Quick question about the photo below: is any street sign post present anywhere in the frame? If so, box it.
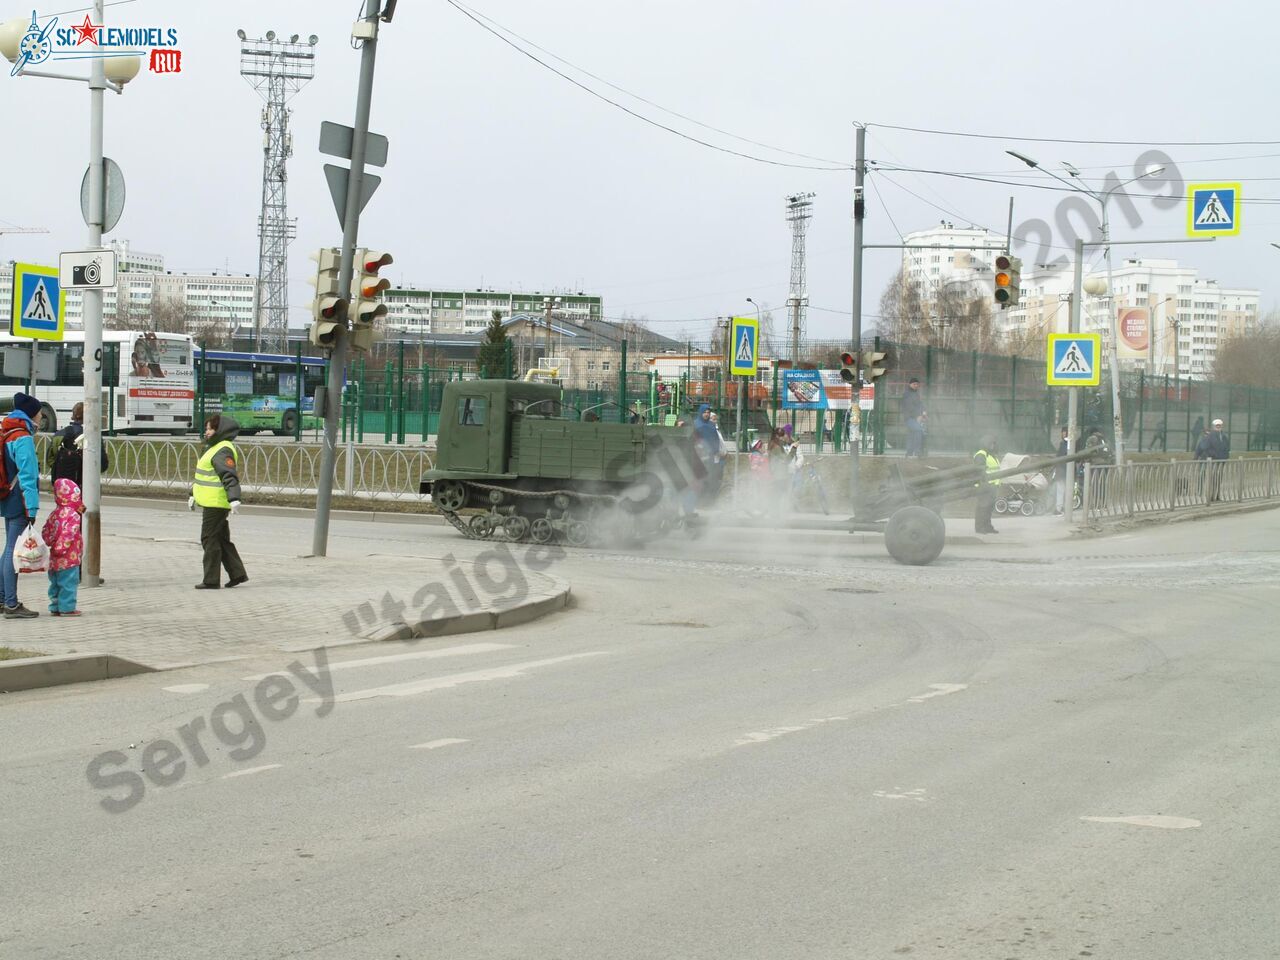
[1187,182,1240,237]
[1046,333,1101,387]
[728,316,758,377]
[9,261,65,395]
[10,262,65,339]
[80,157,125,234]
[60,248,117,288]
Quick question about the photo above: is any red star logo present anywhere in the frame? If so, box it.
[72,14,100,45]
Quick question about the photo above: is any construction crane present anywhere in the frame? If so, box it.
[0,225,50,260]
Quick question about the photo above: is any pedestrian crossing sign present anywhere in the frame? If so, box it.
[729,316,759,376]
[1187,182,1241,237]
[10,262,65,340]
[1046,333,1101,386]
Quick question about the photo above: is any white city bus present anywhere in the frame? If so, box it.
[0,330,195,433]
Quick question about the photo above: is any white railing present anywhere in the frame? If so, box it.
[1083,457,1280,523]
[38,437,435,503]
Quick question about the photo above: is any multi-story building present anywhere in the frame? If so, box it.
[1006,257,1260,379]
[383,286,604,337]
[2,239,258,337]
[899,223,1007,297]
[500,315,683,390]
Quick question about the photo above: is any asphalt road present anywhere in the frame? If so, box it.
[2,508,1278,959]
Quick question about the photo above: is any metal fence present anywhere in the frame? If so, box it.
[40,437,434,503]
[1082,457,1280,523]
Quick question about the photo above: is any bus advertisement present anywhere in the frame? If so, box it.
[195,349,327,435]
[0,330,194,433]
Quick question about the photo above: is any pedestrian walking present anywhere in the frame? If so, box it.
[42,478,84,617]
[901,377,926,457]
[48,401,109,487]
[973,434,1000,534]
[189,414,248,590]
[0,392,43,618]
[1194,417,1230,501]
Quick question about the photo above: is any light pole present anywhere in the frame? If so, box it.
[541,296,561,368]
[0,5,141,589]
[1006,151,1165,466]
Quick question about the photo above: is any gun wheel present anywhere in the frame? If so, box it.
[884,506,945,566]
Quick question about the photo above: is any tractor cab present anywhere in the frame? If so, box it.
[432,379,562,479]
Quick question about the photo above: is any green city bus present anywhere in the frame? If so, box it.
[194,348,327,435]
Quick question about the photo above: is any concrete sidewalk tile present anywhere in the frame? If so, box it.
[8,524,569,673]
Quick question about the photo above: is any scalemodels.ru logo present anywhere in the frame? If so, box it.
[8,9,182,76]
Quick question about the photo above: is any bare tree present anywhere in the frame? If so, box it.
[1214,312,1280,389]
[877,267,1005,354]
[149,299,232,347]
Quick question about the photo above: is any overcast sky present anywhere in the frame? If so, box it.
[2,0,1277,345]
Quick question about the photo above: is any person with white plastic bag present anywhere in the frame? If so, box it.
[0,392,44,619]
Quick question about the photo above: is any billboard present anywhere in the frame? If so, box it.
[1117,307,1149,359]
[780,370,854,410]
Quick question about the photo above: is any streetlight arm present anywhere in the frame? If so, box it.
[15,68,124,92]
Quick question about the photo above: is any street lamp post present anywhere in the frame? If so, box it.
[744,298,762,453]
[1006,151,1165,467]
[0,3,141,588]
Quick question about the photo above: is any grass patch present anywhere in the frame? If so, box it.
[0,647,44,661]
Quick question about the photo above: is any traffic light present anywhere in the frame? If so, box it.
[864,349,887,381]
[349,249,393,349]
[839,351,861,385]
[308,247,346,349]
[994,253,1022,308]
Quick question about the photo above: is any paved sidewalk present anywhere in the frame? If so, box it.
[1,504,569,670]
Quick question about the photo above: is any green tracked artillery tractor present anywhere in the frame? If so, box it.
[420,379,701,546]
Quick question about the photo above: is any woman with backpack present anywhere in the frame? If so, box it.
[1,392,44,619]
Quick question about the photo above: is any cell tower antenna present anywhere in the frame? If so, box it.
[238,30,317,353]
[785,192,815,362]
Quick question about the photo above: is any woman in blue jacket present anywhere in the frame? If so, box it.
[1,392,44,619]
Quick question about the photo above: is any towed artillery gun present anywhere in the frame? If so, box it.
[856,449,1099,566]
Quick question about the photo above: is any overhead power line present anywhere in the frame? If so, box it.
[443,0,851,172]
[449,0,850,168]
[867,121,1280,148]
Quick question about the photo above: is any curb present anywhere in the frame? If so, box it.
[347,579,573,643]
[1081,498,1280,535]
[103,495,445,527]
[0,653,154,694]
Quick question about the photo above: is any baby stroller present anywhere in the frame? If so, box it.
[993,453,1052,517]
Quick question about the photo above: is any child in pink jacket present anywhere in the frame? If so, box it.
[42,478,84,617]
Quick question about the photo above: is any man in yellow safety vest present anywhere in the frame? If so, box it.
[973,434,1000,535]
[188,414,248,589]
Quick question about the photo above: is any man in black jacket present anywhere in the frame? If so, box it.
[1194,418,1230,501]
[901,378,926,457]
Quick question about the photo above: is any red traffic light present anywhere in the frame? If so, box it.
[840,351,856,367]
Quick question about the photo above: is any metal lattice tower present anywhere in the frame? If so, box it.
[785,193,814,361]
[239,31,317,352]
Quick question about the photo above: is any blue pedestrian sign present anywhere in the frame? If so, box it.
[729,316,758,376]
[10,262,65,341]
[1046,333,1101,386]
[1187,182,1241,237]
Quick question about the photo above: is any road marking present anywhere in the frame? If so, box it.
[1081,815,1201,830]
[162,683,210,694]
[221,764,281,780]
[874,788,929,802]
[409,738,469,750]
[906,683,968,703]
[735,716,848,746]
[315,652,608,703]
[243,642,514,681]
